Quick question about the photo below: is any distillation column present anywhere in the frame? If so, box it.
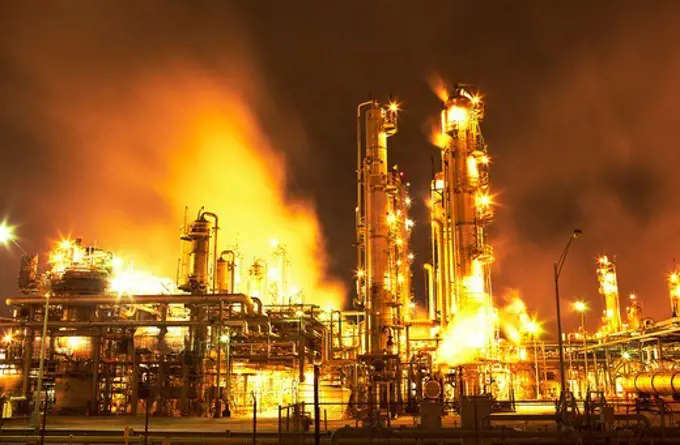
[669,269,680,318]
[597,255,623,334]
[356,100,399,354]
[433,86,494,347]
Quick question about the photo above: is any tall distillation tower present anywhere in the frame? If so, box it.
[355,99,413,357]
[429,85,495,355]
[597,255,623,334]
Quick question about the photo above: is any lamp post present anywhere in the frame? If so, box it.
[573,300,589,397]
[554,229,582,401]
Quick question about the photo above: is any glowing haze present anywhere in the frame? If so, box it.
[58,73,344,308]
[0,5,345,309]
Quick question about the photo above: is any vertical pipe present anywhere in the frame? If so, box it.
[130,335,138,415]
[533,335,541,399]
[21,326,34,397]
[424,263,435,321]
[91,329,101,415]
[591,348,599,392]
[30,296,50,429]
[581,311,589,395]
[252,392,257,445]
[278,405,282,445]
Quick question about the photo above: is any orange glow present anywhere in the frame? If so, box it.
[437,306,494,366]
[446,105,469,125]
[109,264,176,296]
[38,69,345,310]
[573,300,587,312]
[430,130,452,149]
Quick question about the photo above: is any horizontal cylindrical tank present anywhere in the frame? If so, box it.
[621,371,680,395]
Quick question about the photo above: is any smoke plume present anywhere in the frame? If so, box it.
[0,3,345,309]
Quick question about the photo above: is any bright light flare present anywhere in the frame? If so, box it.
[2,332,13,344]
[0,221,16,245]
[388,102,399,113]
[446,105,469,124]
[524,319,541,336]
[476,192,493,208]
[573,300,588,313]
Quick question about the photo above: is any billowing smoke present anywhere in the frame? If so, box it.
[0,3,345,309]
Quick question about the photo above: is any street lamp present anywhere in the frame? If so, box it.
[554,229,582,402]
[572,300,589,397]
[0,221,26,254]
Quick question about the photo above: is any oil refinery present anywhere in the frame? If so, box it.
[2,82,680,443]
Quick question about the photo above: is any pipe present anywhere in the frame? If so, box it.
[583,324,680,351]
[6,293,261,316]
[199,211,219,294]
[356,101,373,302]
[423,263,435,321]
[621,371,680,396]
[0,319,261,329]
[431,219,447,327]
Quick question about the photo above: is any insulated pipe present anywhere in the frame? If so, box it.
[621,371,680,396]
[6,293,261,316]
[431,219,447,327]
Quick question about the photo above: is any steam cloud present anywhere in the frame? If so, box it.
[0,3,345,309]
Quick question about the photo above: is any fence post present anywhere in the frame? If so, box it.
[252,391,257,445]
[144,399,150,445]
[314,365,320,445]
[278,405,282,445]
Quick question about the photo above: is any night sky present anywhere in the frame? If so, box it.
[2,1,680,334]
